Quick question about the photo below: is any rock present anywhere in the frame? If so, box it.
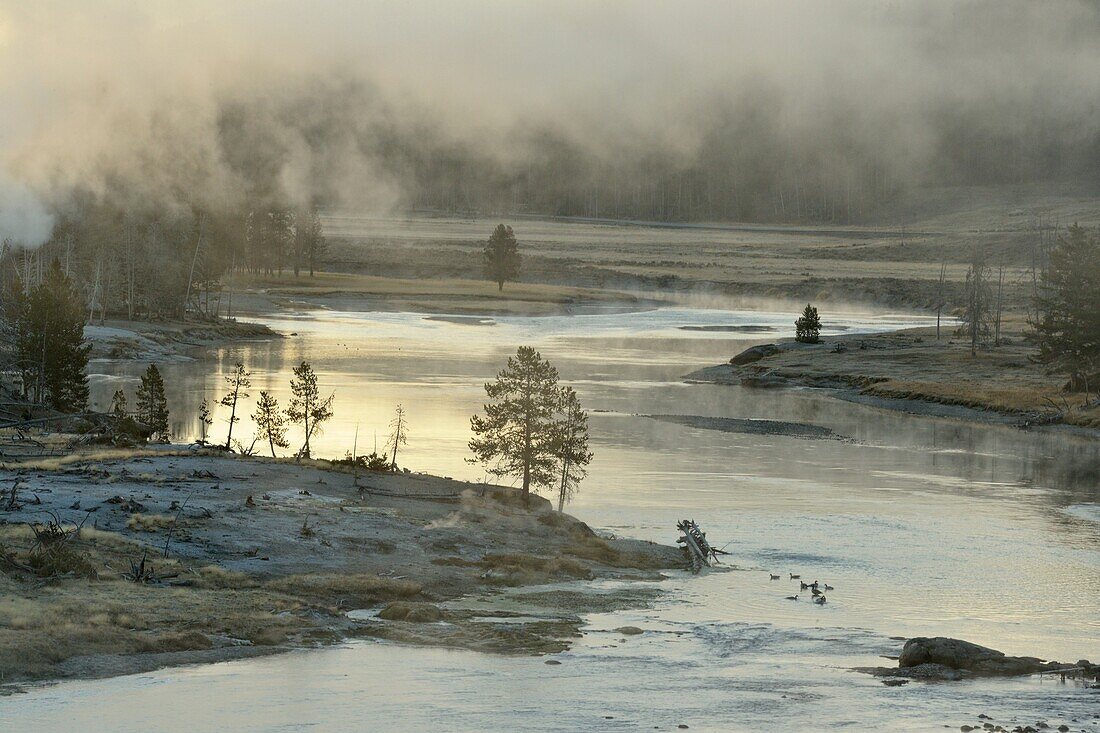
[961,727,973,732]
[544,659,562,665]
[729,344,780,365]
[615,626,644,636]
[1057,727,1068,732]
[376,602,445,623]
[740,371,790,389]
[899,637,1056,676]
[881,678,908,686]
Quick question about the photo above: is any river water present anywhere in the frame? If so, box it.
[3,304,1098,732]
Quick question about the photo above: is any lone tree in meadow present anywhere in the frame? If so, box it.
[483,224,521,291]
[135,364,170,442]
[220,362,251,450]
[286,361,334,459]
[252,390,289,457]
[387,404,409,470]
[550,386,593,512]
[1032,224,1100,392]
[469,346,561,499]
[795,304,822,344]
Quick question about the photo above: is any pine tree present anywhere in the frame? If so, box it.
[110,389,128,417]
[468,346,560,499]
[1033,224,1100,391]
[550,386,594,512]
[795,304,822,344]
[252,390,289,457]
[286,361,334,458]
[386,404,408,470]
[483,224,520,291]
[219,362,251,450]
[198,397,213,445]
[20,260,90,411]
[135,364,169,442]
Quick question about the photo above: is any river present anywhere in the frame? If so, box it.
[3,304,1097,732]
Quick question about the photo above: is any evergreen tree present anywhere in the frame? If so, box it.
[386,404,408,470]
[219,362,251,450]
[286,361,334,458]
[198,397,213,445]
[110,389,128,417]
[135,364,170,442]
[468,346,560,499]
[252,390,289,457]
[1033,224,1100,390]
[550,386,594,512]
[795,304,822,344]
[16,260,91,411]
[483,224,520,291]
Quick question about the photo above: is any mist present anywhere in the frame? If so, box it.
[3,0,1100,242]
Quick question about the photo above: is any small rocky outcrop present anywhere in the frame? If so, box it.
[899,637,1053,676]
[729,343,780,365]
[860,637,1095,682]
[376,602,445,623]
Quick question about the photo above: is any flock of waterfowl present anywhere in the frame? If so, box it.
[771,572,833,605]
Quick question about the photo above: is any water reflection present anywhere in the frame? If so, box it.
[85,306,1100,661]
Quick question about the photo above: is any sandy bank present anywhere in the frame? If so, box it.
[0,450,680,691]
[685,325,1100,434]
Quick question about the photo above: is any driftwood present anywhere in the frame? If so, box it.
[677,519,728,574]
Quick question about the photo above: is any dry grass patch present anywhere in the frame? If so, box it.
[265,573,422,607]
[127,513,177,532]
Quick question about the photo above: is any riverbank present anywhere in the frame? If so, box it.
[230,271,662,317]
[86,318,279,363]
[0,449,680,692]
[686,325,1100,432]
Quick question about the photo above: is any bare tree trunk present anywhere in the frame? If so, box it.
[184,213,206,322]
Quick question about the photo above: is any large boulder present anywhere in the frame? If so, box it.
[899,637,1052,676]
[729,344,780,365]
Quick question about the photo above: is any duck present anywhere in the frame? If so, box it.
[811,587,823,597]
[790,573,801,580]
[770,574,781,580]
[785,594,799,600]
[800,581,811,590]
[823,583,834,591]
[813,594,827,605]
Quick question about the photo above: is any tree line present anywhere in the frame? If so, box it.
[0,202,326,324]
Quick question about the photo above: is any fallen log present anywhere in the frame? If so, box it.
[677,519,728,574]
